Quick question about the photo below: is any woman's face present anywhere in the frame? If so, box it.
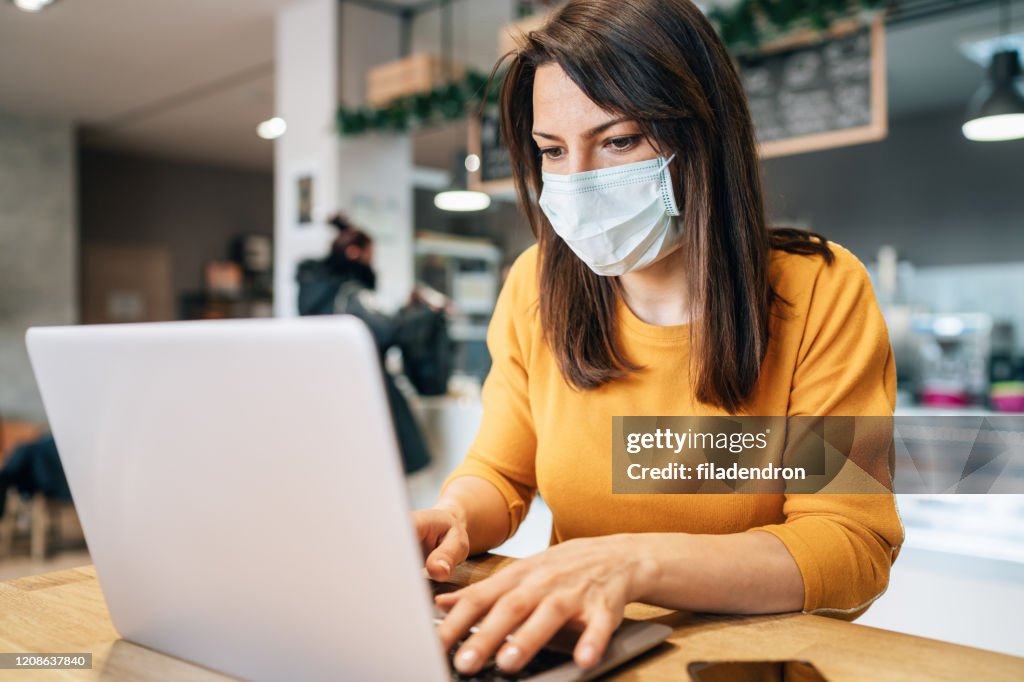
[532,63,661,175]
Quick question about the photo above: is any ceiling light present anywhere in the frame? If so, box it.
[12,0,55,11]
[464,154,481,173]
[433,190,491,212]
[963,112,1024,141]
[964,0,1024,142]
[963,50,1024,141]
[256,117,287,140]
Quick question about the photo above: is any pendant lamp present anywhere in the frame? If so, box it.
[431,0,491,212]
[963,0,1024,141]
[434,149,492,212]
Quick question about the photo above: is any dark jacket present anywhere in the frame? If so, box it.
[0,434,70,516]
[296,259,431,475]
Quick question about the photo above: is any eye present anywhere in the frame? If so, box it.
[539,147,564,160]
[607,135,640,152]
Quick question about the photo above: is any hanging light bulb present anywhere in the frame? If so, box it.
[963,0,1024,141]
[433,126,491,212]
[430,6,490,212]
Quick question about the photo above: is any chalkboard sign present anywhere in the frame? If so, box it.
[468,107,515,193]
[739,17,887,158]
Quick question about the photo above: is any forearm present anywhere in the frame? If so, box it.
[626,530,804,614]
[436,476,511,555]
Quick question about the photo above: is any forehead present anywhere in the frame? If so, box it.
[532,63,620,131]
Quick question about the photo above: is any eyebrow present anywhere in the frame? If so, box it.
[532,117,633,141]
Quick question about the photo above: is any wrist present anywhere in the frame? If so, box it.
[619,534,662,604]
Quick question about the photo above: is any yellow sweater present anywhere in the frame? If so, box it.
[444,243,903,619]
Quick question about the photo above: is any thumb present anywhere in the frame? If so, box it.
[426,550,453,582]
[426,526,469,582]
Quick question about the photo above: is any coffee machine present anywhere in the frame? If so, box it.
[909,313,1013,407]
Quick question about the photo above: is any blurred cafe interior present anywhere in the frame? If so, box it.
[1,0,1022,665]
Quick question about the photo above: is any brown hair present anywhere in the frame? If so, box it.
[497,0,833,413]
[328,213,372,255]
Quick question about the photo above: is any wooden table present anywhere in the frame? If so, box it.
[2,556,1022,681]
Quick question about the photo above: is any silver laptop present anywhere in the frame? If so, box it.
[26,317,670,681]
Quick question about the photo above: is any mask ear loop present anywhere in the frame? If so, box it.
[659,154,681,217]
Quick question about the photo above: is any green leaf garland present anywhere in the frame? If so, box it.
[337,69,498,136]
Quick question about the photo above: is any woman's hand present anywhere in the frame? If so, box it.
[413,504,471,582]
[434,535,656,675]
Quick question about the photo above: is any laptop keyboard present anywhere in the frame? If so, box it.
[446,636,574,681]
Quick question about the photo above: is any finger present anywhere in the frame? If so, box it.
[425,526,469,581]
[573,607,619,669]
[424,548,452,581]
[413,510,450,554]
[436,585,498,653]
[438,562,528,638]
[494,592,580,674]
[413,509,466,581]
[453,589,540,675]
[434,590,460,609]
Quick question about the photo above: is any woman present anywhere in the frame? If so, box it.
[415,0,903,675]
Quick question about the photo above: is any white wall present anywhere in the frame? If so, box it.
[336,134,414,311]
[337,3,412,311]
[0,110,76,422]
[274,0,415,316]
[273,0,342,318]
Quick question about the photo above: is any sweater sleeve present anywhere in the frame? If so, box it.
[752,245,904,620]
[441,248,539,539]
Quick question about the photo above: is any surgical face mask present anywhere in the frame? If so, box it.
[538,155,681,277]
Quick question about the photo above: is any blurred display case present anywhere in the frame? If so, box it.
[905,314,1016,408]
[180,234,274,320]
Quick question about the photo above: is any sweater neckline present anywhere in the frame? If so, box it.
[616,295,692,342]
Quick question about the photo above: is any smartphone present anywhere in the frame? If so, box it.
[688,660,828,681]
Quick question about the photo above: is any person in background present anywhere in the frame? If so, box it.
[297,214,438,474]
[297,214,376,316]
[413,0,903,676]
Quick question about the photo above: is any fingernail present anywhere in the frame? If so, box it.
[497,645,521,670]
[437,559,451,573]
[455,648,478,673]
[578,642,597,667]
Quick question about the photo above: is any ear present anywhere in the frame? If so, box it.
[344,245,361,260]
